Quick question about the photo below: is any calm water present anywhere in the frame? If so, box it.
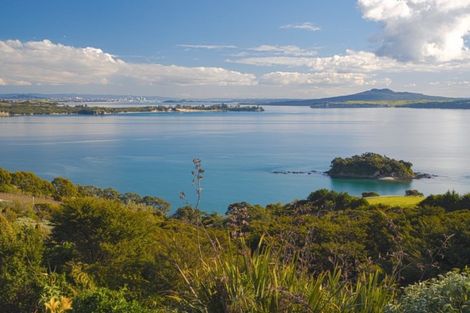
[1,106,470,212]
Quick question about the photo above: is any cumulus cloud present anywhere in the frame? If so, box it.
[261,71,389,86]
[124,64,256,86]
[358,0,470,62]
[280,22,321,32]
[231,50,414,71]
[0,39,256,87]
[0,39,121,85]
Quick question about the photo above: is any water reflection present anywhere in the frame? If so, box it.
[329,178,412,195]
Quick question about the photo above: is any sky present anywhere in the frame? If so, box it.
[1,0,470,98]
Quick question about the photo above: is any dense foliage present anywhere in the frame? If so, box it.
[420,190,470,212]
[1,166,470,312]
[0,168,170,215]
[327,153,415,179]
[386,269,470,313]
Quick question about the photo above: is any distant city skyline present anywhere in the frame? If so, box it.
[1,0,470,98]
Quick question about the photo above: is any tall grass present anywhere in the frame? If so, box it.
[172,238,394,313]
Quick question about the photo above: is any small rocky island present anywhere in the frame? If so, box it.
[326,153,432,180]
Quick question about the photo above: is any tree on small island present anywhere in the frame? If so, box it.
[326,152,415,179]
[405,189,424,197]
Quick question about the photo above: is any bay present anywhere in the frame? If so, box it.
[1,106,469,212]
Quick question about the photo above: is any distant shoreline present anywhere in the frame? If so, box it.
[0,101,264,117]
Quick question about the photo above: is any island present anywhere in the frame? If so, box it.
[263,89,470,109]
[326,152,430,180]
[0,100,264,116]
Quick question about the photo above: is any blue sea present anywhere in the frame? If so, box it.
[1,106,470,213]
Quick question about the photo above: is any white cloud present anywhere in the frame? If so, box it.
[358,0,470,62]
[428,80,470,86]
[230,50,411,71]
[230,48,470,73]
[280,22,321,32]
[177,44,237,50]
[0,39,122,85]
[0,39,256,87]
[250,45,318,56]
[261,71,390,86]
[124,64,256,86]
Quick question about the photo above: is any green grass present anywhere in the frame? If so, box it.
[366,195,424,208]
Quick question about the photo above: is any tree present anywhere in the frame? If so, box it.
[405,190,423,197]
[173,205,203,224]
[120,192,142,205]
[362,192,380,197]
[52,177,78,200]
[50,198,160,292]
[0,168,12,186]
[99,188,120,200]
[420,191,468,211]
[10,171,54,196]
[142,195,170,215]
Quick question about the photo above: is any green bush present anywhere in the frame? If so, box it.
[405,189,423,197]
[49,198,161,292]
[52,177,78,200]
[0,168,12,186]
[363,191,380,197]
[421,191,470,211]
[71,288,152,313]
[10,171,54,196]
[288,189,367,215]
[0,214,46,313]
[386,269,470,313]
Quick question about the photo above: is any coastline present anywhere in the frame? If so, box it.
[0,101,264,117]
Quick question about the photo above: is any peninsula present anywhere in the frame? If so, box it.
[0,100,264,116]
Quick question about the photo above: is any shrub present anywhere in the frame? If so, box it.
[386,269,470,313]
[52,177,78,200]
[420,191,470,211]
[71,288,152,313]
[405,190,424,197]
[10,171,54,196]
[0,167,12,186]
[0,214,46,313]
[363,192,380,197]
[289,189,367,215]
[51,197,157,264]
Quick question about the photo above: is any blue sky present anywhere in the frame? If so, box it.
[1,0,470,98]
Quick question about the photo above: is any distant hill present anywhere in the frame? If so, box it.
[264,89,470,109]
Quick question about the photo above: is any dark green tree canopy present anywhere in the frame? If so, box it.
[327,153,415,179]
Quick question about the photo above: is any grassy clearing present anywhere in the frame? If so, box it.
[366,195,424,208]
[0,192,59,206]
